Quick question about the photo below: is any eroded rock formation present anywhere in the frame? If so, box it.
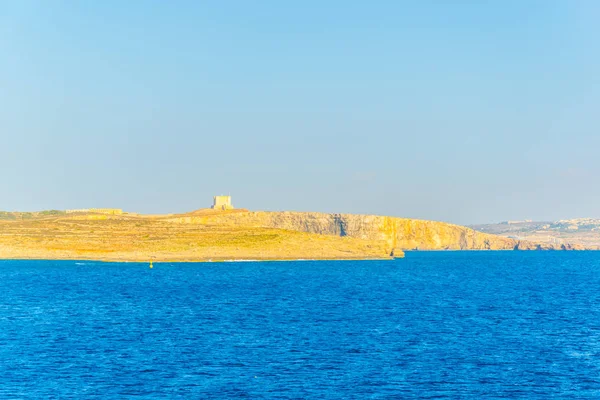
[166,211,569,253]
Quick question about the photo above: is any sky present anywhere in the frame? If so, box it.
[1,1,599,224]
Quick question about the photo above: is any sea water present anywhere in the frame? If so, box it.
[1,252,600,399]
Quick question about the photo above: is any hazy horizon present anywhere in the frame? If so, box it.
[2,1,599,225]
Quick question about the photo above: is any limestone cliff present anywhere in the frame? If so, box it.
[0,209,572,263]
[165,211,566,252]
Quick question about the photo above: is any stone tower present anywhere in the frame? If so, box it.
[212,195,234,210]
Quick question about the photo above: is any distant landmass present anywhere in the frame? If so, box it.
[470,219,600,250]
[0,199,584,262]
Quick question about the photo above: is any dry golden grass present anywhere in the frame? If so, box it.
[0,213,391,261]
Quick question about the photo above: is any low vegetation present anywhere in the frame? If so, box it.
[0,212,392,261]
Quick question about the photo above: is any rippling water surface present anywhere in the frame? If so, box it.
[2,252,600,398]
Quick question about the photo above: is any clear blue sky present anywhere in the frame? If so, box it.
[1,1,599,224]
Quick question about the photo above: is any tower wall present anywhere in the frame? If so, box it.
[212,196,233,210]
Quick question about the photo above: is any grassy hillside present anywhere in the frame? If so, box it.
[0,212,392,261]
[1,208,575,262]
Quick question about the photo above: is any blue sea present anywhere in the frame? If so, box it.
[2,252,600,399]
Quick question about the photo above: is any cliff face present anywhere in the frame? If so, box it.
[0,209,574,263]
[165,211,565,252]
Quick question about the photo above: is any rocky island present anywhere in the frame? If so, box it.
[0,197,581,262]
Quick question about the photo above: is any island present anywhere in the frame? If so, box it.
[0,196,581,262]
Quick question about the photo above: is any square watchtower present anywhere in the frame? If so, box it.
[212,195,234,210]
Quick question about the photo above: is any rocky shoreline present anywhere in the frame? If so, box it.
[0,209,586,263]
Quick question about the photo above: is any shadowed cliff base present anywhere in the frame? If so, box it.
[0,209,584,262]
